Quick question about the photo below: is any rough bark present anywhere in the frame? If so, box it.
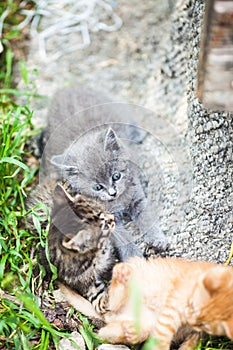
[164,0,233,262]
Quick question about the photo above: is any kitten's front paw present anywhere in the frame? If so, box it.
[122,321,147,344]
[112,263,132,284]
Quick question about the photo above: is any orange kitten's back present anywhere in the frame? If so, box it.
[107,256,215,308]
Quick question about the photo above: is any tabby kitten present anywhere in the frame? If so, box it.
[48,183,119,314]
[99,257,233,349]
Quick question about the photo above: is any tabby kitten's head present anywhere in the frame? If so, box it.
[187,266,233,340]
[51,183,115,254]
[51,128,136,203]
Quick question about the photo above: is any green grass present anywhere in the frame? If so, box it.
[0,1,28,86]
[0,6,69,346]
[0,95,69,349]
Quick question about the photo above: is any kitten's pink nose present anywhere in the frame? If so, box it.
[108,188,117,197]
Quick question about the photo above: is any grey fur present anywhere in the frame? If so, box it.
[50,127,146,217]
[41,86,146,166]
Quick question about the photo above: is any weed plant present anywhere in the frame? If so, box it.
[0,92,72,349]
[0,5,70,346]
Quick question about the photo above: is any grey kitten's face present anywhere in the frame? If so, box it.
[51,128,134,202]
[75,158,131,201]
[92,170,124,201]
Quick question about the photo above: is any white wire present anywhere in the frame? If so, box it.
[0,0,122,59]
[0,7,11,53]
[33,0,122,59]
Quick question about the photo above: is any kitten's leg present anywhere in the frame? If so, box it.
[150,328,175,350]
[151,309,180,350]
[93,290,109,314]
[112,222,144,260]
[98,320,150,345]
[108,262,132,311]
[99,320,153,345]
[59,283,102,319]
[174,326,201,350]
[178,332,201,350]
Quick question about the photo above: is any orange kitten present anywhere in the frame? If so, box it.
[99,257,233,350]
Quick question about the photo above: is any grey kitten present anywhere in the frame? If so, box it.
[47,183,119,314]
[41,87,147,218]
[51,127,146,221]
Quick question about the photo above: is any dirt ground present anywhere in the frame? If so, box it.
[24,1,172,109]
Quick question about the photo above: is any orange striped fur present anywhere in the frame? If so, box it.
[99,257,233,349]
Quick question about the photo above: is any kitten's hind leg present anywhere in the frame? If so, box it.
[59,283,101,319]
[178,332,201,350]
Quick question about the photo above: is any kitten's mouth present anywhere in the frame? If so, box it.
[109,197,117,201]
[109,194,120,201]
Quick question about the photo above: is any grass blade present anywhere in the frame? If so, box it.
[1,157,30,173]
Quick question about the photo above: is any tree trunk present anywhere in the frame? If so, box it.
[162,0,233,262]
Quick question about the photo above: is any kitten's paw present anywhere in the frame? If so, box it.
[142,237,169,258]
[122,321,145,344]
[98,322,126,343]
[112,263,132,284]
[95,293,109,314]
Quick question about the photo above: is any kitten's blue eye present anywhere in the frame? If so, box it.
[93,183,103,191]
[112,172,121,181]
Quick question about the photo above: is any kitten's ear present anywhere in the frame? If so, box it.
[53,183,74,206]
[104,128,120,152]
[51,153,79,173]
[203,266,232,296]
[192,275,210,306]
[190,267,232,312]
[223,318,233,340]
